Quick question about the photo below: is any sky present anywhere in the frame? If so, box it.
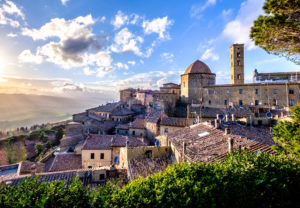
[0,0,299,103]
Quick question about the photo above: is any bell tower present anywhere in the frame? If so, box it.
[230,44,244,84]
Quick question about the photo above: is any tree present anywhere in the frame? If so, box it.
[272,103,300,157]
[250,0,300,64]
[54,127,64,146]
[35,143,44,155]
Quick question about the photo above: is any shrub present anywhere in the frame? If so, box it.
[0,152,299,208]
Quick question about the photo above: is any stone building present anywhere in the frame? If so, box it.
[120,88,136,102]
[128,118,145,137]
[253,69,300,82]
[81,134,147,169]
[180,60,216,104]
[159,117,193,136]
[180,44,299,109]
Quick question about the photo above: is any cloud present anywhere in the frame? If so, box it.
[142,16,173,40]
[221,0,264,50]
[160,52,174,63]
[83,67,96,76]
[61,0,70,5]
[0,0,25,27]
[201,47,219,61]
[110,27,144,56]
[128,61,135,65]
[20,15,114,73]
[190,0,216,18]
[115,62,129,70]
[18,49,43,64]
[111,10,139,29]
[7,32,17,37]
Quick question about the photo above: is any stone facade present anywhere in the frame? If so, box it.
[202,82,299,108]
[180,60,216,104]
[82,149,112,168]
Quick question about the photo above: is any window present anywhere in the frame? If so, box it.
[289,99,294,106]
[237,74,241,79]
[239,100,243,106]
[273,99,277,106]
[255,89,259,94]
[226,90,230,94]
[273,89,277,94]
[237,52,241,57]
[88,166,92,169]
[145,150,152,158]
[90,153,94,159]
[132,130,135,136]
[100,153,104,159]
[224,100,227,105]
[213,90,216,94]
[289,89,294,94]
[99,174,105,180]
[255,100,259,105]
[208,100,211,105]
[237,60,241,66]
[239,89,243,94]
[164,128,168,133]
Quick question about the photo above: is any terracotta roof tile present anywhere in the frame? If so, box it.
[161,117,193,127]
[82,134,147,150]
[49,154,82,172]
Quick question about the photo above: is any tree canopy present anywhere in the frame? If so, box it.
[250,0,300,64]
[272,103,300,157]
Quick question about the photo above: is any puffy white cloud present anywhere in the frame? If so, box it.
[111,10,140,29]
[110,27,144,56]
[20,15,114,73]
[115,62,129,70]
[190,0,216,18]
[201,47,219,61]
[142,16,173,40]
[0,0,25,27]
[7,32,17,37]
[61,0,70,6]
[222,0,264,50]
[18,49,43,64]
[160,52,174,63]
[112,10,128,29]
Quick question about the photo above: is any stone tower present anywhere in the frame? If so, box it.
[180,60,216,104]
[230,44,244,84]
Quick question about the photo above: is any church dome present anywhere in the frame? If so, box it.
[184,60,212,74]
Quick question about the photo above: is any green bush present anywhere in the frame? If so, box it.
[0,152,299,208]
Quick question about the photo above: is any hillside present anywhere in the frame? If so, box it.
[0,94,93,130]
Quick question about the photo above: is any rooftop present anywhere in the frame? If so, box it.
[82,134,147,150]
[93,102,122,113]
[167,123,275,163]
[49,153,82,172]
[129,118,145,129]
[161,117,193,127]
[184,60,212,75]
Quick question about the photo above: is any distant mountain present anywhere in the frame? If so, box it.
[0,94,95,130]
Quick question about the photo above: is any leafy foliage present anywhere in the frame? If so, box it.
[250,0,300,64]
[272,103,300,157]
[0,152,299,208]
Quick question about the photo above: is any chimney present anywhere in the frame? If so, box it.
[225,128,231,135]
[231,114,236,122]
[228,137,234,153]
[182,142,187,162]
[225,114,229,122]
[126,137,129,148]
[214,119,220,129]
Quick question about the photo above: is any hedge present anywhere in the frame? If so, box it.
[0,152,299,208]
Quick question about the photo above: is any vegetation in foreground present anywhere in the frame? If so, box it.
[0,152,299,208]
[272,103,300,158]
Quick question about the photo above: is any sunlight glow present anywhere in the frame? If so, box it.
[0,56,7,82]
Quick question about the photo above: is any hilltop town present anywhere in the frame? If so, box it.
[0,43,299,186]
